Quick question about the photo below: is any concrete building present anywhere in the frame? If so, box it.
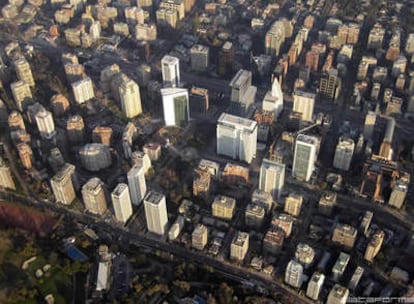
[137,64,151,87]
[367,24,385,50]
[14,57,35,87]
[405,33,414,54]
[284,193,303,217]
[363,111,376,141]
[192,223,208,250]
[332,223,357,249]
[259,158,285,199]
[263,228,284,253]
[130,151,151,174]
[218,41,234,76]
[51,163,76,205]
[198,159,220,177]
[262,78,283,118]
[332,252,350,282]
[50,94,70,117]
[72,77,94,104]
[190,44,209,71]
[293,90,315,122]
[229,69,256,117]
[193,169,211,199]
[35,108,55,139]
[92,126,113,146]
[159,0,185,20]
[245,203,265,228]
[118,74,142,118]
[230,231,249,261]
[212,195,236,220]
[156,8,177,29]
[292,134,318,182]
[144,190,168,235]
[333,136,354,171]
[360,211,373,237]
[143,143,161,161]
[8,111,25,131]
[127,164,147,206]
[161,55,180,88]
[327,284,349,304]
[216,113,257,164]
[189,87,209,117]
[295,243,315,268]
[389,174,410,209]
[0,157,15,190]
[64,63,84,83]
[168,215,184,241]
[285,260,303,288]
[272,213,294,237]
[11,80,32,112]
[265,21,286,57]
[318,191,337,216]
[66,115,85,145]
[82,177,107,215]
[161,88,189,127]
[79,143,112,172]
[17,143,33,169]
[319,69,341,102]
[135,23,157,41]
[348,266,364,290]
[222,163,249,184]
[252,189,273,212]
[100,64,120,93]
[364,230,385,262]
[306,272,325,300]
[111,183,133,223]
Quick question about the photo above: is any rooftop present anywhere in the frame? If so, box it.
[233,231,249,246]
[230,69,251,89]
[218,113,257,131]
[144,190,165,205]
[112,183,128,196]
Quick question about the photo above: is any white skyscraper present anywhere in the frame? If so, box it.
[285,260,303,288]
[216,113,258,164]
[119,74,142,118]
[259,158,285,199]
[81,177,108,215]
[51,163,76,205]
[72,77,95,104]
[144,190,168,235]
[127,164,147,206]
[293,90,315,122]
[161,55,180,88]
[111,183,133,223]
[161,88,190,127]
[35,108,56,139]
[306,272,325,300]
[292,134,318,182]
[262,77,284,117]
[333,136,355,171]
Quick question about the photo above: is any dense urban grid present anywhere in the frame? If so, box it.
[0,0,413,302]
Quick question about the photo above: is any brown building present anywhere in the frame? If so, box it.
[92,126,113,146]
[218,41,234,77]
[305,50,319,72]
[364,230,385,262]
[189,87,209,117]
[303,15,314,29]
[17,143,33,170]
[8,111,25,131]
[271,213,293,237]
[332,223,357,249]
[50,94,70,117]
[193,169,211,199]
[263,228,284,254]
[222,163,249,185]
[66,115,85,145]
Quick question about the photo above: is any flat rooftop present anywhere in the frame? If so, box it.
[218,113,257,131]
[145,190,165,204]
[230,69,251,88]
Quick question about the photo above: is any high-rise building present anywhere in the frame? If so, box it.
[35,108,56,139]
[118,74,142,118]
[92,126,113,146]
[135,23,157,41]
[292,134,318,182]
[245,203,265,228]
[100,64,120,93]
[272,213,294,237]
[405,33,414,54]
[50,94,70,117]
[216,113,257,164]
[0,157,15,190]
[72,77,95,104]
[189,87,209,117]
[348,266,364,291]
[66,115,85,145]
[136,64,151,87]
[285,260,303,288]
[193,169,211,199]
[332,252,350,282]
[51,163,76,205]
[79,143,112,172]
[332,223,357,249]
[295,243,315,268]
[230,231,249,261]
[192,223,208,250]
[363,111,376,141]
[265,21,286,57]
[144,190,168,235]
[367,24,385,50]
[218,41,234,76]
[111,183,133,223]
[212,194,236,220]
[14,57,35,87]
[389,173,410,209]
[64,63,84,83]
[159,0,185,20]
[327,284,349,304]
[319,69,341,102]
[306,272,325,300]
[293,90,315,122]
[229,69,256,116]
[127,164,147,206]
[161,55,180,88]
[259,158,285,199]
[161,88,189,127]
[318,191,337,216]
[333,136,354,171]
[82,177,107,215]
[156,8,177,29]
[262,78,283,118]
[11,80,32,112]
[284,193,303,217]
[190,44,209,71]
[364,230,384,262]
[8,111,25,131]
[16,143,33,169]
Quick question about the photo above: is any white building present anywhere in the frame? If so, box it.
[0,157,15,190]
[262,78,283,118]
[111,183,133,223]
[51,163,76,205]
[14,57,35,87]
[127,164,147,206]
[292,134,318,182]
[306,272,325,300]
[161,55,180,88]
[81,177,107,215]
[230,231,249,261]
[119,74,142,118]
[333,136,354,171]
[72,77,95,104]
[168,215,184,241]
[259,158,285,199]
[285,260,303,288]
[11,80,32,112]
[293,90,315,122]
[144,190,168,235]
[327,284,349,304]
[161,88,190,127]
[35,108,56,139]
[79,143,112,172]
[229,69,256,116]
[216,113,257,164]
